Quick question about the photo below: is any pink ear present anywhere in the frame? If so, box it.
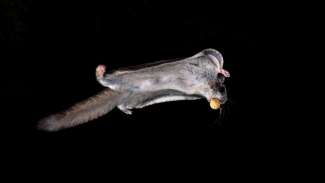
[220,69,230,77]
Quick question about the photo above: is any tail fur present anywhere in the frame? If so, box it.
[37,89,122,131]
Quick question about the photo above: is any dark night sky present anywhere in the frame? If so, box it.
[2,0,309,169]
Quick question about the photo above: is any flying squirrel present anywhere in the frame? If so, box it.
[38,48,230,131]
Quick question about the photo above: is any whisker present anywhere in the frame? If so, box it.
[209,86,234,128]
[211,106,223,128]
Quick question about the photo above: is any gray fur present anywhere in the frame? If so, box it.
[38,48,229,131]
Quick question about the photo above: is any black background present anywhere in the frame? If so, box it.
[2,0,308,171]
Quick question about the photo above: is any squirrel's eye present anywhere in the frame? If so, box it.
[217,73,225,83]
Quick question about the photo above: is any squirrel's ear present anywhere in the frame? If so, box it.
[207,54,221,72]
[201,48,224,68]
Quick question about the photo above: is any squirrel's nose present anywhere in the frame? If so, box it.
[219,86,226,94]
